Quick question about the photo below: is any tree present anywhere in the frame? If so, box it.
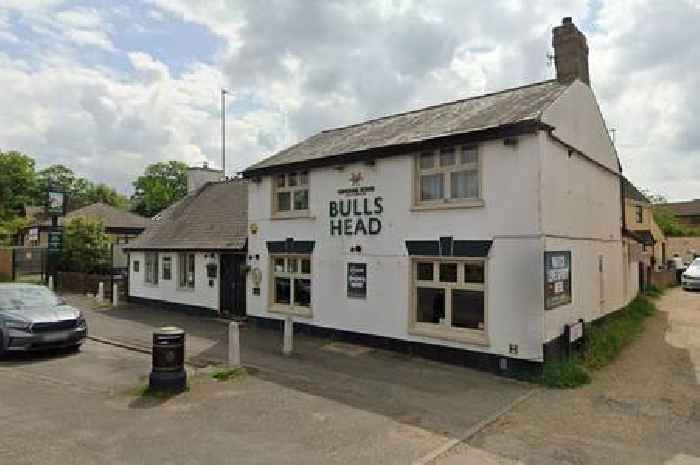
[36,164,129,210]
[131,161,188,217]
[642,188,700,237]
[0,217,29,246]
[61,217,112,273]
[0,151,38,221]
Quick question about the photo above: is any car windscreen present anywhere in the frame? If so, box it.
[0,287,58,311]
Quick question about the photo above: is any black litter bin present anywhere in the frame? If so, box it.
[149,326,187,392]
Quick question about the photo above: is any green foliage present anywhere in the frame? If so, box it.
[0,217,29,245]
[61,217,111,273]
[534,294,658,388]
[37,165,129,211]
[211,367,250,381]
[130,161,188,217]
[0,151,38,221]
[652,204,700,237]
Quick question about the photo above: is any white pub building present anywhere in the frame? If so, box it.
[243,18,630,369]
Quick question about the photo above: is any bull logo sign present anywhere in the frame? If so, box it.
[350,172,363,186]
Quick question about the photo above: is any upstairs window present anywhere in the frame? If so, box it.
[416,146,480,206]
[274,172,309,216]
[635,205,643,223]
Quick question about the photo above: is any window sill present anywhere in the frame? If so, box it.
[269,305,313,319]
[409,323,488,346]
[143,283,159,288]
[411,199,484,212]
[270,212,315,221]
[177,286,196,292]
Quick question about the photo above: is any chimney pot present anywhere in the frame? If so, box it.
[562,17,572,24]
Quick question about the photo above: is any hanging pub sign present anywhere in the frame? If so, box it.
[347,262,367,299]
[47,190,66,217]
[329,172,383,236]
[544,251,572,309]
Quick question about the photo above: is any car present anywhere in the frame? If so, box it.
[0,283,87,356]
[681,258,700,291]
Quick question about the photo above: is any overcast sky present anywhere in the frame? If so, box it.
[0,0,698,200]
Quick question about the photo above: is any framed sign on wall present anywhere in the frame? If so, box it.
[544,251,572,310]
[347,262,367,299]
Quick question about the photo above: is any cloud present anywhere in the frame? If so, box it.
[1,0,700,202]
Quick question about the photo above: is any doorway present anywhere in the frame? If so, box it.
[220,253,246,318]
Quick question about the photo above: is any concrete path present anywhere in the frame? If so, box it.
[34,293,534,464]
[434,288,700,465]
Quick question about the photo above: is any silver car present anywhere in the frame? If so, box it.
[0,284,87,355]
[682,258,700,291]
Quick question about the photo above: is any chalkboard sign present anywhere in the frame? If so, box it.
[544,251,572,309]
[347,262,367,299]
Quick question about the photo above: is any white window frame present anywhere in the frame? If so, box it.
[272,171,310,219]
[413,145,483,210]
[178,252,196,290]
[144,252,159,285]
[409,257,488,345]
[269,254,313,317]
[162,256,172,281]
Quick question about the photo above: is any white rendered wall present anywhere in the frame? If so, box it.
[539,85,627,342]
[128,251,220,311]
[247,135,547,360]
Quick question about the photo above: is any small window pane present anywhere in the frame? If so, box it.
[274,258,285,273]
[439,148,456,166]
[275,277,291,304]
[162,257,172,280]
[461,147,478,164]
[452,290,484,330]
[439,263,457,283]
[416,287,445,324]
[133,261,139,272]
[277,192,291,211]
[294,278,311,307]
[287,258,298,273]
[464,262,484,283]
[450,170,479,199]
[301,259,311,274]
[288,173,298,187]
[419,152,435,170]
[420,174,444,201]
[299,172,308,185]
[293,189,309,210]
[276,174,286,188]
[416,262,434,281]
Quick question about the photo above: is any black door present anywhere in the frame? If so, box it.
[220,254,246,317]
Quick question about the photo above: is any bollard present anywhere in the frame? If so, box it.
[112,284,118,307]
[48,275,54,291]
[283,316,293,356]
[228,322,241,368]
[97,282,104,303]
[149,327,187,392]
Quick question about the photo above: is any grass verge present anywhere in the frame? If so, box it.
[534,288,662,389]
[211,366,256,381]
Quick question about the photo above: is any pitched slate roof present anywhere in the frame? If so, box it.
[662,199,700,217]
[244,79,569,175]
[125,181,248,251]
[622,177,649,203]
[30,202,150,230]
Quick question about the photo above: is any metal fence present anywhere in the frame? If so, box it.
[0,247,48,283]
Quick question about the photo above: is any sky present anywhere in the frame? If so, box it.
[0,0,698,200]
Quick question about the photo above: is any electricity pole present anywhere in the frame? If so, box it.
[221,88,228,179]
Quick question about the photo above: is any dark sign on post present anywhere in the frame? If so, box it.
[347,262,367,299]
[544,251,572,310]
[47,191,66,217]
[47,230,63,252]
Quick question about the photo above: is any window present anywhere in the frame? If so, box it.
[133,260,139,272]
[144,253,159,285]
[274,172,309,215]
[412,258,486,341]
[271,255,312,315]
[416,145,480,206]
[178,252,196,289]
[635,206,643,223]
[162,256,172,280]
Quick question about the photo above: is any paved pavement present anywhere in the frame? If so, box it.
[435,288,700,465]
[0,293,533,465]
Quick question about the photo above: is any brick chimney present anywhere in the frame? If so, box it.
[552,17,590,85]
[186,161,223,193]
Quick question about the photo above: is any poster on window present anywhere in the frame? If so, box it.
[347,262,367,299]
[544,251,572,310]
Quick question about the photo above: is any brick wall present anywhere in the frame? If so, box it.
[666,237,700,264]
